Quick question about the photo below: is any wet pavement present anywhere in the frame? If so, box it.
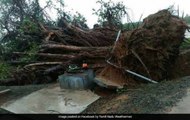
[0,84,99,114]
[169,89,190,113]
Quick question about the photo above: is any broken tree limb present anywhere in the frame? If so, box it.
[0,89,11,95]
[24,62,63,69]
[41,56,85,74]
[45,32,55,42]
[44,65,64,75]
[8,61,37,65]
[38,22,48,32]
[13,51,107,60]
[40,44,111,52]
[13,52,76,59]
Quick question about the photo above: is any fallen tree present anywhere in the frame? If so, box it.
[1,9,189,86]
[95,10,188,87]
[170,49,190,79]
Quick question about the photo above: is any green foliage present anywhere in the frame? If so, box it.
[1,32,41,59]
[57,11,89,29]
[122,22,142,31]
[93,0,128,28]
[2,38,23,58]
[72,12,88,29]
[19,17,39,33]
[52,0,69,22]
[73,12,86,22]
[0,0,45,61]
[0,44,4,59]
[19,42,39,62]
[184,14,190,24]
[0,0,88,62]
[180,38,190,49]
[0,61,13,80]
[0,0,44,33]
[116,87,128,94]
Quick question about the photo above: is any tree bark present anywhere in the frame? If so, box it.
[13,52,76,59]
[24,62,63,69]
[13,51,107,59]
[40,44,111,52]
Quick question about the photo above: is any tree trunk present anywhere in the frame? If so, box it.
[40,44,111,52]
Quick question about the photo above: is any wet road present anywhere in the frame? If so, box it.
[169,89,190,113]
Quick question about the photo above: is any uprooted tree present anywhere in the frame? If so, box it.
[0,0,189,87]
[97,10,188,87]
[0,0,119,85]
[0,0,89,59]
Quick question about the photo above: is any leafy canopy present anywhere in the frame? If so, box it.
[93,0,128,28]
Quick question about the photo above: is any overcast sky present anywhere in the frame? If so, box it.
[40,0,190,28]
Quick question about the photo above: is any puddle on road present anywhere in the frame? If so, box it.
[0,84,100,114]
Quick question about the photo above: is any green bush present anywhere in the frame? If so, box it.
[19,42,39,62]
[122,22,142,31]
[180,38,190,49]
[19,17,39,34]
[0,61,13,80]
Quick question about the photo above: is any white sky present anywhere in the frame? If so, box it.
[40,0,190,28]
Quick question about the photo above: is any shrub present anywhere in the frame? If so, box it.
[0,61,13,80]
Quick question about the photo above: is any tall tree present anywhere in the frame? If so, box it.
[72,12,88,29]
[93,0,129,28]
